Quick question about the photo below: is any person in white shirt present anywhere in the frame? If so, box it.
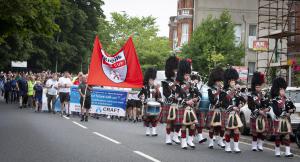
[45,74,58,114]
[58,71,73,117]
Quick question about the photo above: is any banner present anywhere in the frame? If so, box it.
[42,86,128,116]
[11,61,27,68]
[87,36,143,88]
[70,86,128,116]
[253,41,268,51]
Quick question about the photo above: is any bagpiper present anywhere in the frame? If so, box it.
[206,67,226,149]
[138,68,162,136]
[222,67,245,153]
[271,77,296,158]
[160,56,181,145]
[176,59,198,149]
[190,73,207,144]
[247,72,270,151]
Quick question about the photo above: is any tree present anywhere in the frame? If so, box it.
[0,0,60,70]
[104,12,171,71]
[181,11,245,76]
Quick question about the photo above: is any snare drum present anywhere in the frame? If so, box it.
[145,101,161,116]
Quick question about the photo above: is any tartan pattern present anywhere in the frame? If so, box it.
[174,106,184,126]
[206,109,226,129]
[250,116,269,135]
[196,110,206,128]
[159,104,170,123]
[143,115,159,126]
[272,117,292,135]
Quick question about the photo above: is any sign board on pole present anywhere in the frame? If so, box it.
[11,61,27,68]
[253,41,268,51]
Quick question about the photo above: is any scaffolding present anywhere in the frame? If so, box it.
[257,0,300,85]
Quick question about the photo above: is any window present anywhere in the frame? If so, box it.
[290,12,296,42]
[173,30,177,49]
[234,25,242,46]
[249,25,257,36]
[182,9,189,15]
[181,23,189,45]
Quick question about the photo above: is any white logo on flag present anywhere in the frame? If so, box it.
[101,50,128,83]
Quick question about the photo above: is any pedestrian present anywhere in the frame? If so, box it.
[78,75,92,122]
[206,67,226,149]
[45,74,58,114]
[17,74,28,108]
[161,56,181,145]
[33,80,43,112]
[10,75,18,103]
[4,77,11,104]
[58,71,72,117]
[27,76,35,108]
[138,68,161,137]
[222,67,245,153]
[247,72,270,152]
[271,77,296,158]
[73,72,83,85]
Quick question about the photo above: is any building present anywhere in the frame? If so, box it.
[169,0,300,86]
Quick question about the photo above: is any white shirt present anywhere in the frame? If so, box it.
[46,79,58,95]
[58,77,72,93]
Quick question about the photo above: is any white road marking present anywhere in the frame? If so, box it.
[133,151,161,162]
[63,116,70,120]
[72,121,87,129]
[93,132,121,144]
[239,141,300,158]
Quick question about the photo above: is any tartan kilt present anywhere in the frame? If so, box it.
[143,115,159,126]
[273,117,292,135]
[196,110,206,128]
[206,109,226,129]
[159,104,170,123]
[174,106,184,126]
[250,116,269,135]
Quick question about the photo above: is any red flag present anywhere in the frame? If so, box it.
[87,36,143,88]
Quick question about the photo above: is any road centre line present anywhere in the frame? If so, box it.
[133,151,161,162]
[63,116,70,120]
[93,132,121,144]
[72,121,87,129]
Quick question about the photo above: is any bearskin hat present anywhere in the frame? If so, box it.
[144,67,157,85]
[176,59,191,83]
[165,56,179,79]
[270,77,287,98]
[207,67,224,87]
[251,72,265,91]
[224,67,239,89]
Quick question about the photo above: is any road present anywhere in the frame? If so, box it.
[0,99,299,162]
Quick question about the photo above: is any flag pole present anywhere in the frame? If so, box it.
[81,51,91,116]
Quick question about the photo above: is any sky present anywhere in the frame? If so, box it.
[102,0,178,37]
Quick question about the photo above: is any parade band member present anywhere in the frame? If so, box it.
[191,73,207,144]
[161,56,180,145]
[223,67,244,153]
[138,68,161,136]
[247,72,270,151]
[58,71,73,117]
[271,77,296,158]
[176,59,198,149]
[206,67,226,149]
[78,75,92,122]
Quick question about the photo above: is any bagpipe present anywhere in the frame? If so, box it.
[280,97,296,117]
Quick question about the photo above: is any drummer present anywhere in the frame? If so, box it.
[138,68,162,136]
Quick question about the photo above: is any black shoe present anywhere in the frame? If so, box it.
[209,146,214,149]
[252,149,257,152]
[285,154,293,158]
[199,138,207,144]
[276,155,281,158]
[188,144,195,149]
[166,142,172,145]
[258,149,263,152]
[85,115,88,122]
[80,115,84,122]
[172,140,180,145]
[152,134,158,137]
[182,147,187,150]
[66,114,70,117]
